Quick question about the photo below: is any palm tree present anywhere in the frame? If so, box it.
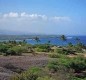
[60,35,67,41]
[47,40,51,44]
[23,39,27,44]
[59,35,67,46]
[34,36,40,43]
[75,37,80,44]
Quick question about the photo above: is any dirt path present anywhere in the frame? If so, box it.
[0,54,49,80]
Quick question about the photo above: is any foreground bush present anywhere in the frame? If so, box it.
[54,48,74,55]
[34,44,51,52]
[49,53,61,58]
[0,44,10,53]
[69,56,86,73]
[11,67,43,80]
[11,67,55,80]
[6,46,28,56]
[47,60,59,72]
[37,76,55,80]
[47,55,86,79]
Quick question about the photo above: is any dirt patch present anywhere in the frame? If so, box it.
[0,54,49,80]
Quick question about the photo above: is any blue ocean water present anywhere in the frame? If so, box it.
[26,36,86,46]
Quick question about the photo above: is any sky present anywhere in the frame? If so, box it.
[0,0,86,35]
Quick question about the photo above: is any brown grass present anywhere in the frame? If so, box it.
[0,53,49,80]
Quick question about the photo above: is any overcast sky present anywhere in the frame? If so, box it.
[0,0,86,35]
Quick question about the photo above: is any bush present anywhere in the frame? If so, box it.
[47,59,74,80]
[34,44,51,52]
[48,53,67,58]
[37,76,55,80]
[0,44,10,53]
[47,60,59,72]
[35,47,47,52]
[71,77,86,80]
[57,56,86,73]
[49,53,60,58]
[48,56,86,74]
[11,67,43,80]
[69,56,86,73]
[55,48,69,55]
[6,46,27,56]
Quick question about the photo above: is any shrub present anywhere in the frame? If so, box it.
[74,43,86,53]
[49,53,60,58]
[71,77,86,80]
[69,56,86,73]
[6,46,27,56]
[47,59,74,80]
[35,47,47,52]
[34,44,51,52]
[11,67,43,80]
[48,53,67,58]
[48,55,86,74]
[0,44,10,53]
[55,48,70,55]
[37,76,55,80]
[47,60,59,72]
[57,56,86,73]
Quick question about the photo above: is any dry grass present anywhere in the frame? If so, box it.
[0,53,49,80]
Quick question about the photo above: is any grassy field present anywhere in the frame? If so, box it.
[0,40,86,80]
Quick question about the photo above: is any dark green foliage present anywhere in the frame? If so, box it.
[0,41,31,56]
[11,67,44,80]
[57,56,86,73]
[59,35,67,41]
[47,60,59,72]
[34,44,51,52]
[6,46,28,55]
[49,53,61,58]
[0,44,10,53]
[69,56,86,73]
[47,55,86,78]
[74,43,86,53]
[37,76,55,80]
[34,36,40,43]
[55,48,73,55]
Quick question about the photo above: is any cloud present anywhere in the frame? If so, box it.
[3,12,18,18]
[0,12,71,34]
[1,12,71,22]
[20,12,47,20]
[50,16,71,23]
[2,12,47,21]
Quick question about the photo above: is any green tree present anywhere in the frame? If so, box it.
[47,40,51,44]
[75,37,80,44]
[59,35,67,41]
[34,36,40,43]
[59,35,67,47]
[23,39,27,44]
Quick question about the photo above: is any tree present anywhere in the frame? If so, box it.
[75,37,80,44]
[23,39,27,44]
[59,35,67,41]
[34,36,40,43]
[59,35,67,46]
[47,40,51,44]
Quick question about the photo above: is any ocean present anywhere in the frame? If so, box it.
[26,36,86,46]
